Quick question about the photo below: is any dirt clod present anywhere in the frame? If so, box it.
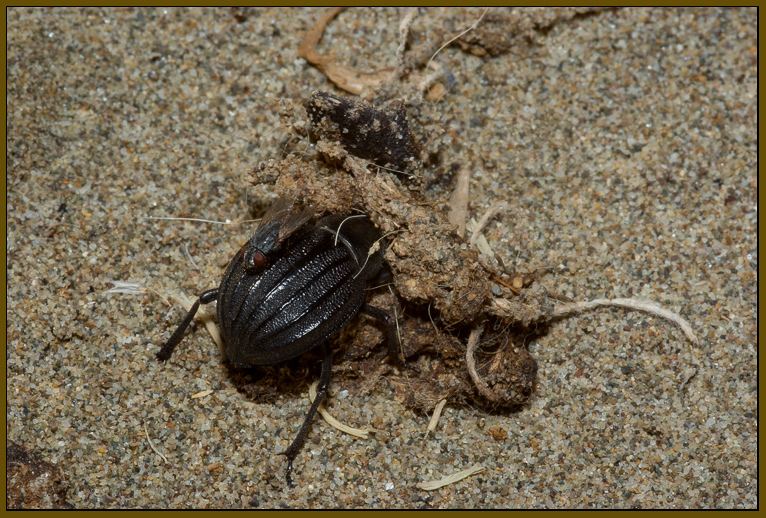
[487,426,508,441]
[247,91,549,412]
[7,441,74,509]
[304,91,423,174]
[451,7,611,57]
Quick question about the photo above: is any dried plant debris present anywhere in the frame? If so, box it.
[449,7,611,57]
[248,92,549,412]
[298,8,613,104]
[416,465,487,491]
[298,7,433,101]
[299,7,395,96]
[7,441,74,509]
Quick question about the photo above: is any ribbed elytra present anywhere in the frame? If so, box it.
[155,199,403,487]
[218,217,377,366]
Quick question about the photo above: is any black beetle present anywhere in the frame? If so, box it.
[156,198,402,486]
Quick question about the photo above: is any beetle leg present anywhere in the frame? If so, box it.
[282,342,332,487]
[360,304,413,368]
[156,288,219,362]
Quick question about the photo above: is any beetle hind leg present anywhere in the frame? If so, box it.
[281,343,332,487]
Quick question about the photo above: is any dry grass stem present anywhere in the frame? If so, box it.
[308,380,372,439]
[416,465,486,491]
[465,325,496,402]
[425,398,448,437]
[144,421,168,464]
[551,297,698,344]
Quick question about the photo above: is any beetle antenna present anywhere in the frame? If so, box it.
[333,214,368,246]
[353,229,405,280]
[373,163,421,180]
[387,285,403,355]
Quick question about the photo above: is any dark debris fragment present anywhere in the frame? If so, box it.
[7,441,74,509]
[304,91,423,174]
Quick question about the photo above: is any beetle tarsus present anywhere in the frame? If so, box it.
[285,459,296,488]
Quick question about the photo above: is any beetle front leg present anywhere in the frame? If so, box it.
[282,343,332,487]
[156,288,219,362]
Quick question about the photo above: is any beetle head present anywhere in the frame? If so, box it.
[250,198,314,254]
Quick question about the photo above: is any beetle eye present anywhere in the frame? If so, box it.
[243,247,268,272]
[250,250,266,267]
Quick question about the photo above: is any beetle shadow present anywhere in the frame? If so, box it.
[220,302,556,421]
[223,348,328,406]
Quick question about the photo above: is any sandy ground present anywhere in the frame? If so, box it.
[7,7,757,508]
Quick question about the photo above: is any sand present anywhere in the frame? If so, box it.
[7,7,757,508]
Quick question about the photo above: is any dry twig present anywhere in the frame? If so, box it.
[299,7,395,95]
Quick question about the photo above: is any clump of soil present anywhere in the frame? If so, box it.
[304,91,422,173]
[246,92,553,412]
[447,7,610,57]
[7,441,74,509]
